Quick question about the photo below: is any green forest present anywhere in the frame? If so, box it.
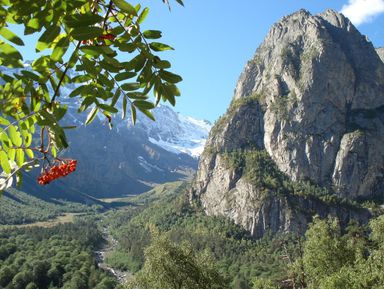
[0,220,123,289]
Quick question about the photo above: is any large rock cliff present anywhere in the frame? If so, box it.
[191,9,383,237]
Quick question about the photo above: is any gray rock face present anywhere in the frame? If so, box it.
[191,9,383,237]
[377,48,384,63]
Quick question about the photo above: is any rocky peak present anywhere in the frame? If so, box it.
[191,9,383,238]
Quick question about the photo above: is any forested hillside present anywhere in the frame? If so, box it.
[0,188,101,225]
[0,221,123,289]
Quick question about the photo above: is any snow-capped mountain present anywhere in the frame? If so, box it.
[124,105,211,157]
[1,65,212,198]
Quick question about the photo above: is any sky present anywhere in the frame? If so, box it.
[12,0,384,123]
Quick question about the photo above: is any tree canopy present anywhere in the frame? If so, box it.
[126,230,228,289]
[0,0,183,191]
[289,215,384,289]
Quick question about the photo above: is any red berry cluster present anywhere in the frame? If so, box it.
[37,160,77,185]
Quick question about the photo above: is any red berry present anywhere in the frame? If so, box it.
[37,159,78,185]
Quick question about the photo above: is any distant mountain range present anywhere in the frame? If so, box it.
[1,65,211,199]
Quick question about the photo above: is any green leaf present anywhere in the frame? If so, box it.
[133,100,155,110]
[134,3,141,13]
[111,26,125,36]
[153,59,171,69]
[8,125,22,147]
[36,25,61,52]
[25,149,34,159]
[47,125,68,150]
[79,97,96,112]
[175,0,184,6]
[71,26,103,41]
[165,83,181,96]
[121,82,140,91]
[72,75,91,83]
[16,149,24,167]
[126,92,147,99]
[51,37,70,61]
[122,53,145,71]
[23,132,32,147]
[159,70,182,83]
[137,7,149,24]
[122,96,128,119]
[53,106,67,121]
[115,71,136,81]
[99,58,122,73]
[113,0,137,16]
[21,70,41,82]
[51,146,57,158]
[77,56,99,74]
[111,89,121,107]
[62,126,77,130]
[116,42,136,53]
[81,45,116,57]
[0,116,10,125]
[0,27,24,46]
[163,83,179,106]
[8,149,15,162]
[85,106,99,125]
[130,103,136,124]
[149,42,174,52]
[69,85,89,97]
[98,73,114,88]
[64,13,104,28]
[98,103,118,113]
[138,108,155,121]
[143,30,162,39]
[26,18,40,31]
[0,151,11,174]
[0,41,23,67]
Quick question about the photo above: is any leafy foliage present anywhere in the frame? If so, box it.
[289,216,384,289]
[0,0,182,190]
[126,231,228,289]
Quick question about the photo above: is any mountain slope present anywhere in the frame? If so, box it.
[191,9,383,238]
[0,187,99,225]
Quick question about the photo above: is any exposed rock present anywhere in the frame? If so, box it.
[377,48,384,62]
[191,9,383,237]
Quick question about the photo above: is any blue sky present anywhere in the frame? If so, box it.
[141,0,384,122]
[13,0,384,122]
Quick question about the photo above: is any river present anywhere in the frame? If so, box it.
[95,228,132,284]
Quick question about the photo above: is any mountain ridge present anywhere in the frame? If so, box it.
[191,9,383,238]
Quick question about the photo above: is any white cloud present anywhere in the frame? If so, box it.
[341,0,384,25]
